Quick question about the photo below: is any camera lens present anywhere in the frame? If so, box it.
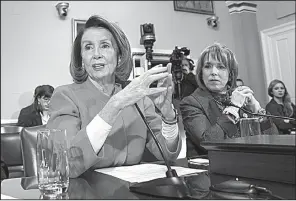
[143,24,152,33]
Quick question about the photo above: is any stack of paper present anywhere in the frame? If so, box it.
[95,163,206,183]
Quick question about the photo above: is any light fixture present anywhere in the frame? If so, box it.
[56,2,69,18]
[207,15,219,28]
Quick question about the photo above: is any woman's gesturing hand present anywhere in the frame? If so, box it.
[113,64,170,109]
[148,63,175,120]
[231,86,261,113]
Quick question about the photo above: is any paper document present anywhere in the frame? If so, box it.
[1,194,17,199]
[95,163,206,183]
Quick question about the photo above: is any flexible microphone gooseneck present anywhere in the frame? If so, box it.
[218,100,296,121]
[129,103,191,198]
[134,103,177,177]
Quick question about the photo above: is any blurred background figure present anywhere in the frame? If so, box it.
[236,78,244,87]
[17,85,54,127]
[266,79,296,134]
[180,58,198,99]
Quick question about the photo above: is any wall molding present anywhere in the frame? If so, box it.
[260,21,295,83]
[260,21,295,101]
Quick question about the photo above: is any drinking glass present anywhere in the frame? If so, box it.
[36,129,69,198]
[239,118,261,137]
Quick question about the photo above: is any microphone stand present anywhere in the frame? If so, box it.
[129,104,191,198]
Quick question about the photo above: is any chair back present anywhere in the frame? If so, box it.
[1,126,23,167]
[20,125,45,177]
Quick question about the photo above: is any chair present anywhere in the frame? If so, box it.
[20,125,45,177]
[1,125,24,178]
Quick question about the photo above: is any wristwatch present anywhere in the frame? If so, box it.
[162,109,179,125]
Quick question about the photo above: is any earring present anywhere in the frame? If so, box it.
[82,62,85,69]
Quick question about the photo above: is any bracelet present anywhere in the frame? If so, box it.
[161,109,179,125]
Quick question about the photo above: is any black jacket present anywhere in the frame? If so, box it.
[17,104,42,127]
[181,73,198,99]
[266,99,296,134]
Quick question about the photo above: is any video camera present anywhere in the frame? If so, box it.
[140,23,156,64]
[170,46,190,99]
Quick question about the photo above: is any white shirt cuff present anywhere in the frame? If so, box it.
[161,121,179,140]
[86,114,112,153]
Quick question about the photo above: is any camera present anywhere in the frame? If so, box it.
[170,46,190,99]
[207,16,219,28]
[56,2,69,17]
[140,23,156,63]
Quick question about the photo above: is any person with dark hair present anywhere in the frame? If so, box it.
[236,78,244,87]
[266,79,296,134]
[180,58,198,99]
[47,15,181,178]
[17,85,54,127]
[180,43,278,158]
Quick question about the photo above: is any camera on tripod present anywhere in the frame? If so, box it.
[140,23,156,63]
[170,46,190,99]
[170,46,190,83]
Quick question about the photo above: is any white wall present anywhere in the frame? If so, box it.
[256,1,295,31]
[1,1,235,119]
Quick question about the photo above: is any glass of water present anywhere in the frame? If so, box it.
[239,118,262,137]
[37,129,69,198]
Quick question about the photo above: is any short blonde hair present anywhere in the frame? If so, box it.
[195,43,238,91]
[70,15,132,83]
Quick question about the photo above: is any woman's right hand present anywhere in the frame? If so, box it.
[230,86,254,108]
[112,65,170,109]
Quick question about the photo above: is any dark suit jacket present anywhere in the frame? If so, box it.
[181,73,198,99]
[266,99,296,134]
[180,88,278,158]
[17,104,42,127]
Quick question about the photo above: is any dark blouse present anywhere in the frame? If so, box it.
[265,99,296,134]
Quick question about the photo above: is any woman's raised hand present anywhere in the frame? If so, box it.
[231,86,261,112]
[148,63,175,119]
[114,64,170,109]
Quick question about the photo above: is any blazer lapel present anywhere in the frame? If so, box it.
[191,89,222,125]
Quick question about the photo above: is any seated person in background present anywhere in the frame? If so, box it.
[17,85,54,127]
[181,58,198,99]
[180,43,278,158]
[236,78,244,87]
[1,156,9,180]
[266,79,296,134]
[47,15,181,178]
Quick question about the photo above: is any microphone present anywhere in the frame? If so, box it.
[128,98,190,198]
[219,99,296,121]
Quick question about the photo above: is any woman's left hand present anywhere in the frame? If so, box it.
[149,63,175,120]
[236,86,261,113]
